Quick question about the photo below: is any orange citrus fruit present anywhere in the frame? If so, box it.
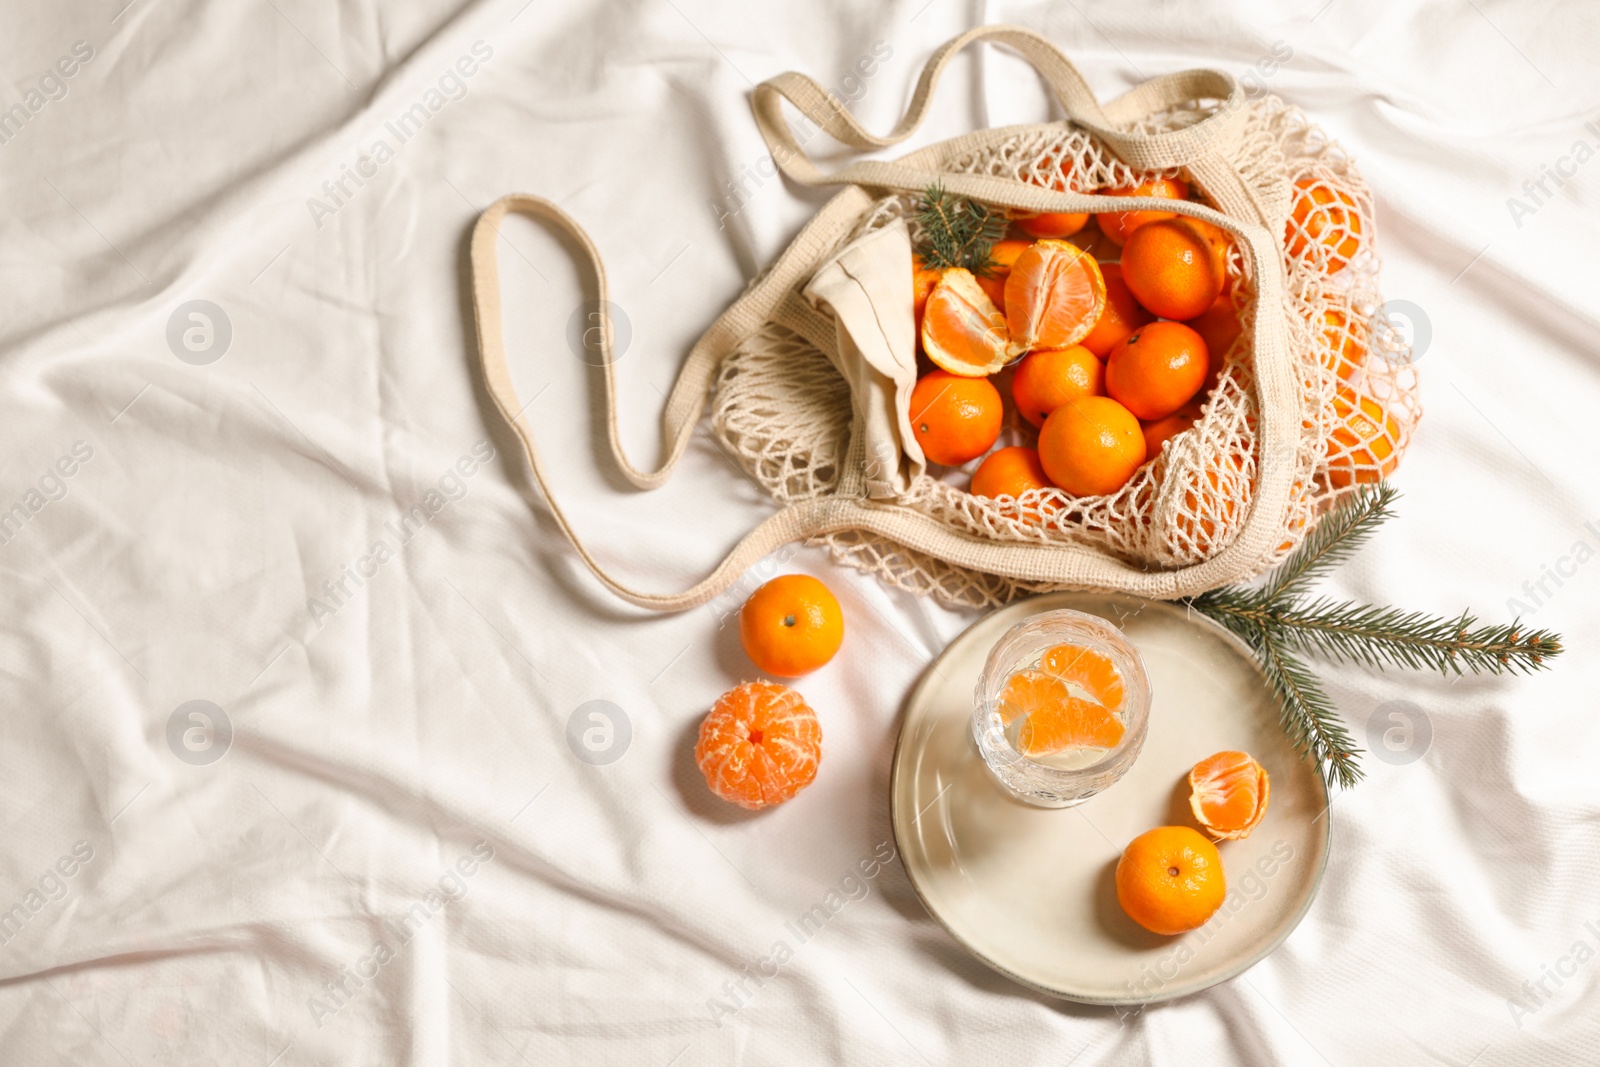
[1080,262,1155,359]
[1185,295,1242,383]
[1040,643,1124,710]
[1018,211,1088,239]
[1325,387,1399,488]
[1004,240,1107,354]
[739,574,844,677]
[1189,750,1270,840]
[1096,176,1189,244]
[974,238,1034,312]
[911,255,942,344]
[1105,321,1210,421]
[921,268,1011,375]
[1182,217,1236,295]
[970,445,1052,500]
[1140,401,1203,463]
[997,668,1124,757]
[1286,177,1364,273]
[1120,218,1225,321]
[1174,452,1246,551]
[1320,306,1365,381]
[1116,826,1227,935]
[1038,395,1146,497]
[1019,158,1090,238]
[696,682,822,810]
[909,370,1003,466]
[1011,344,1104,428]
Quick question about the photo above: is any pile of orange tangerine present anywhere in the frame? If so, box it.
[909,175,1399,509]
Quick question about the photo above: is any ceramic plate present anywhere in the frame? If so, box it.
[890,592,1331,1004]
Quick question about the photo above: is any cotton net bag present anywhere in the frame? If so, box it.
[468,27,1421,613]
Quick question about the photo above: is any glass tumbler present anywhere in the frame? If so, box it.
[971,608,1151,808]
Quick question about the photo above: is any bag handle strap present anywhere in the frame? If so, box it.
[753,25,1245,187]
[469,193,867,611]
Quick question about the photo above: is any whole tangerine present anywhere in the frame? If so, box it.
[1185,296,1243,386]
[1080,262,1154,360]
[1096,176,1189,244]
[739,575,844,677]
[1105,321,1210,421]
[1140,401,1203,463]
[1286,177,1364,273]
[1121,218,1225,321]
[1037,395,1146,497]
[909,370,1004,466]
[1115,826,1227,936]
[970,445,1053,500]
[911,254,943,343]
[1011,345,1104,428]
[1325,388,1400,488]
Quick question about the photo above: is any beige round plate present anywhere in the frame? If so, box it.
[890,592,1331,1005]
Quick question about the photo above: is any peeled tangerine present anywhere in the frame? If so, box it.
[1004,240,1106,355]
[1188,750,1270,840]
[696,682,821,810]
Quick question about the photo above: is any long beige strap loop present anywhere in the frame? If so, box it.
[753,25,1245,188]
[468,192,864,610]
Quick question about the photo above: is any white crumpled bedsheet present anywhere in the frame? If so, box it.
[1,0,1597,1063]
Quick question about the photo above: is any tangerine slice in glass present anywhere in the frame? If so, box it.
[1040,643,1125,711]
[997,668,1125,757]
[1004,240,1107,354]
[695,682,822,810]
[920,268,1011,376]
[1188,750,1270,840]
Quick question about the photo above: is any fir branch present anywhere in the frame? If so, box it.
[1185,480,1565,789]
[1249,627,1365,790]
[915,184,1008,275]
[1259,482,1398,599]
[1203,598,1563,677]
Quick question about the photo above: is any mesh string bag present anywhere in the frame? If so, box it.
[469,27,1421,613]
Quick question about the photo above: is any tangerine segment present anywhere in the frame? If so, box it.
[1040,643,1125,711]
[1004,240,1106,354]
[921,269,1011,376]
[1189,750,1270,840]
[695,682,822,810]
[1115,826,1226,936]
[996,669,1124,757]
[975,239,1034,312]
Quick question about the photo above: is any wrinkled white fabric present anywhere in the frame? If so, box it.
[0,1,1597,1064]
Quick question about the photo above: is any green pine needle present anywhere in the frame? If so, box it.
[914,184,1008,275]
[1252,628,1365,790]
[1259,482,1398,599]
[1184,482,1563,789]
